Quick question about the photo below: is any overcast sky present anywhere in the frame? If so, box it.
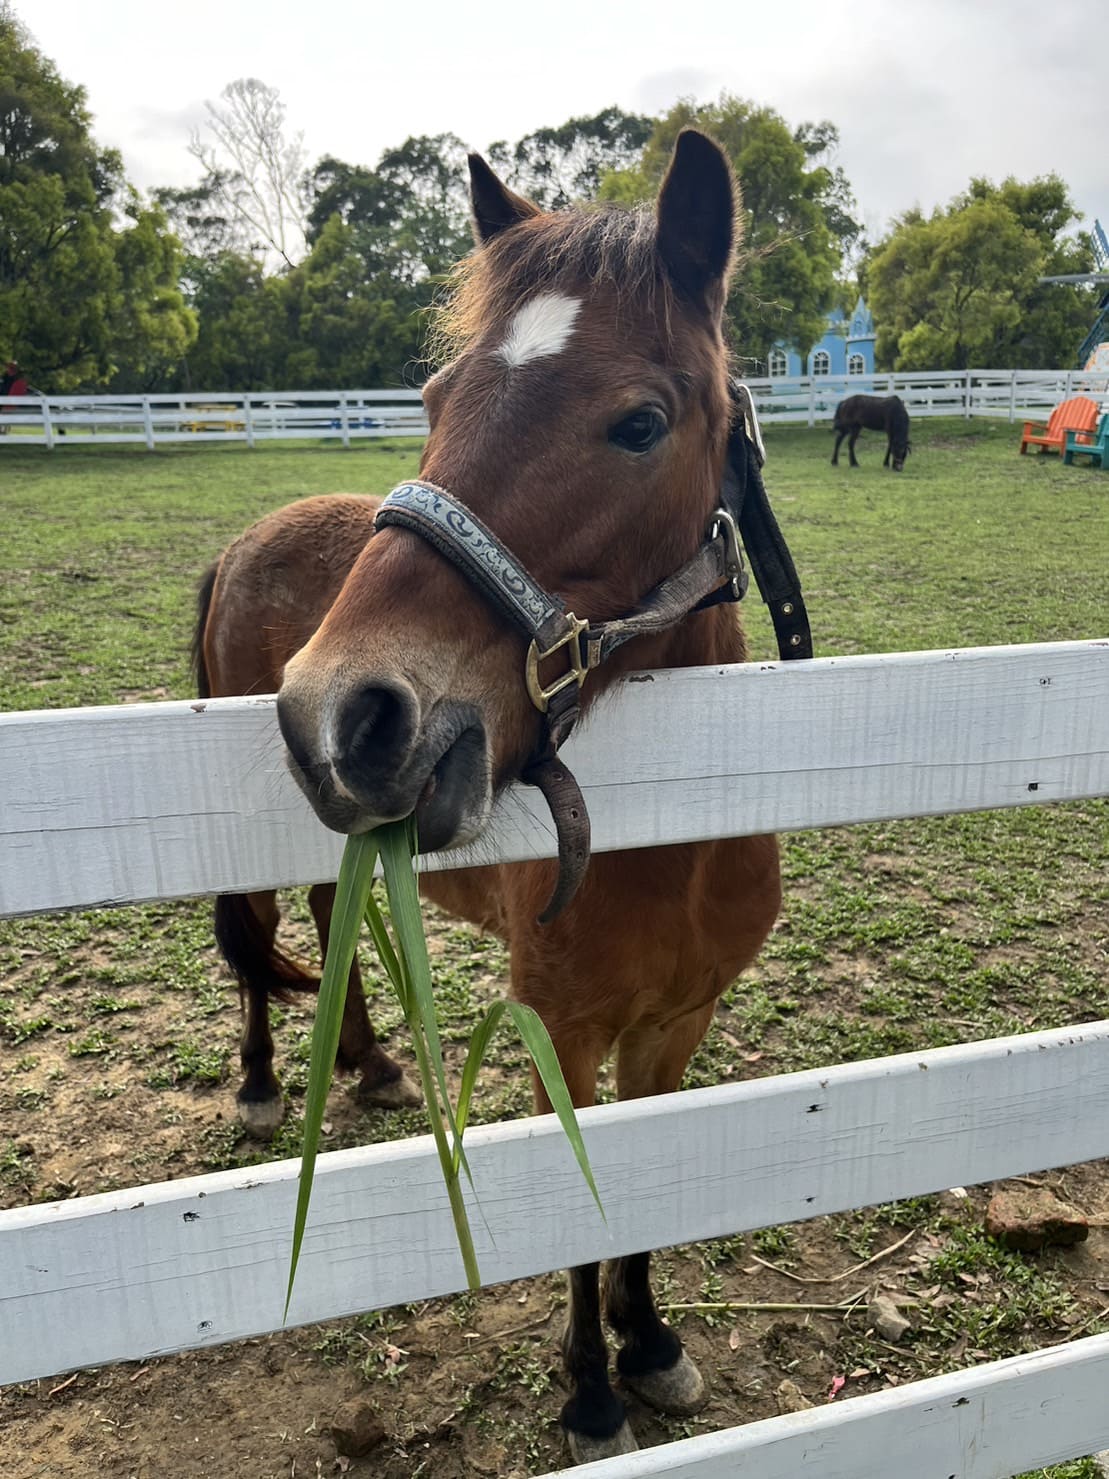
[16,0,1108,239]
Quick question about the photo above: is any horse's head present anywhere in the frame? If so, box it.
[277,130,739,857]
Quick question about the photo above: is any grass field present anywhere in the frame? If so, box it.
[1,422,1107,1478]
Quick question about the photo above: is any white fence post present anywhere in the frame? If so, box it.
[243,394,255,449]
[40,397,55,450]
[142,397,155,450]
[339,391,351,449]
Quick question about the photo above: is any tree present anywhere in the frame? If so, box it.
[599,96,858,367]
[187,78,308,268]
[281,214,429,387]
[487,106,654,209]
[306,133,472,279]
[107,195,199,390]
[868,177,1095,370]
[0,7,195,389]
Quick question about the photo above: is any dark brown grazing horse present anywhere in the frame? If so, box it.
[831,393,911,471]
[198,130,781,1463]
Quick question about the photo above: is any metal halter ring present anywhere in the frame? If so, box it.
[710,507,748,601]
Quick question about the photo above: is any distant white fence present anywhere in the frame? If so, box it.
[2,638,1109,1479]
[3,369,1109,448]
[0,388,427,449]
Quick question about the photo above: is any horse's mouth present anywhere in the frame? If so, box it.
[411,724,491,851]
[281,704,492,852]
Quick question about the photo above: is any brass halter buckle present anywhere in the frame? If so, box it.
[525,613,596,713]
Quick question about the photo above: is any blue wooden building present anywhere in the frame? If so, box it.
[767,296,876,378]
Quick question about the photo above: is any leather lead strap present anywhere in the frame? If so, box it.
[724,383,814,662]
[520,755,591,926]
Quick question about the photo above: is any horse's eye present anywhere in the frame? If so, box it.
[609,408,667,454]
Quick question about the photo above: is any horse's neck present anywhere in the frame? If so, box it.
[655,604,747,670]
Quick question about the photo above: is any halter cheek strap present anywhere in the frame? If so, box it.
[373,383,811,922]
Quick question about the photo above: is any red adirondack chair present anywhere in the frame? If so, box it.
[1019,395,1099,455]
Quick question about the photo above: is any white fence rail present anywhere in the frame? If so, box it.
[3,641,1107,918]
[0,388,428,448]
[2,638,1109,1478]
[3,368,1109,447]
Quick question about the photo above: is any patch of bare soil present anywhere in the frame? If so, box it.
[3,901,1109,1476]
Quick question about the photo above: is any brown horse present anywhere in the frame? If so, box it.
[194,516,422,1139]
[831,392,911,471]
[199,130,780,1462]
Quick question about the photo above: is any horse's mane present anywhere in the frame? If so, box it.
[428,204,676,367]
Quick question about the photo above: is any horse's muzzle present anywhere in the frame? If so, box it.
[277,682,492,852]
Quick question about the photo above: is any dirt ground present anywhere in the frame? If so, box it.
[2,885,1109,1479]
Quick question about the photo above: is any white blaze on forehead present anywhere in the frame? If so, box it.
[497,293,582,368]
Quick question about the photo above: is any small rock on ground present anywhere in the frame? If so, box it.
[984,1187,1089,1252]
[330,1395,387,1457]
[775,1379,814,1414]
[868,1293,913,1343]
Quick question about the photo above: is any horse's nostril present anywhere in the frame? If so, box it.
[336,682,416,775]
[276,696,313,774]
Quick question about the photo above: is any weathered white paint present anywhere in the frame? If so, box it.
[3,1021,1109,1385]
[1,640,1106,918]
[497,292,582,367]
[534,1334,1109,1479]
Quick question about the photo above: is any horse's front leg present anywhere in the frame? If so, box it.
[523,1024,635,1461]
[561,1263,638,1461]
[605,1251,705,1413]
[848,427,861,466]
[884,437,892,467]
[831,428,845,465]
[601,1004,715,1416]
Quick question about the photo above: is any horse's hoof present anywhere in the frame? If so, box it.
[565,1420,638,1465]
[621,1350,707,1416]
[357,1069,422,1110]
[236,1095,285,1139]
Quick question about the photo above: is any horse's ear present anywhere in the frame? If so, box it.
[468,153,542,245]
[655,129,737,316]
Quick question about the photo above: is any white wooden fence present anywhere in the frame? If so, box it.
[3,368,1108,448]
[2,638,1109,1479]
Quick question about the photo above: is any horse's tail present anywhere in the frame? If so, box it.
[214,894,322,1005]
[192,562,219,700]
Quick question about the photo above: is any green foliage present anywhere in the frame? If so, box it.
[0,11,195,389]
[599,94,857,366]
[868,176,1094,370]
[487,106,654,209]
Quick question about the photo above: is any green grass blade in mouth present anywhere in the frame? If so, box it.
[505,1000,606,1221]
[453,1001,507,1174]
[287,819,604,1307]
[378,820,464,1156]
[285,830,380,1319]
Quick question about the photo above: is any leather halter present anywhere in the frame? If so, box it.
[374,381,811,922]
